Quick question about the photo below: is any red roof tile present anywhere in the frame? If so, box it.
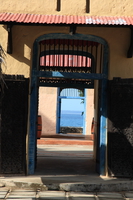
[0,12,133,25]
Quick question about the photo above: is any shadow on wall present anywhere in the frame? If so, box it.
[3,25,69,71]
[3,25,32,67]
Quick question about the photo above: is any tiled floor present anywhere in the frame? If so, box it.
[1,188,133,199]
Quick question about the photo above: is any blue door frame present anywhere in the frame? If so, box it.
[56,90,86,135]
[28,33,108,175]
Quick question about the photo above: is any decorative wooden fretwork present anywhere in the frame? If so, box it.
[38,38,104,87]
[39,39,102,73]
[0,75,29,174]
[108,78,133,177]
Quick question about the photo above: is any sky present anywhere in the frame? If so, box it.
[61,99,84,111]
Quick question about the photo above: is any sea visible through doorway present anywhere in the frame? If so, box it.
[60,110,83,127]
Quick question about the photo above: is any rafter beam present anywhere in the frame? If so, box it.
[7,25,13,54]
[57,0,61,11]
[69,25,77,35]
[86,0,90,13]
[34,71,107,80]
[39,82,94,88]
[127,28,133,58]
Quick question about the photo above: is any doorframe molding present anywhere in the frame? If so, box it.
[28,33,109,175]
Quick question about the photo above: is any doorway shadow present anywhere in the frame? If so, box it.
[34,144,100,184]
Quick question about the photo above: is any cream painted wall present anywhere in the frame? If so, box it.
[1,25,69,77]
[85,89,94,136]
[38,87,57,135]
[39,87,94,136]
[1,24,133,137]
[0,0,133,16]
[1,25,132,79]
[77,26,132,79]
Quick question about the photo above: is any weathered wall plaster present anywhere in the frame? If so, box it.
[0,0,133,16]
[0,21,132,136]
[1,25,132,79]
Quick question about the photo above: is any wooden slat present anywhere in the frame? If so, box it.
[127,28,133,58]
[58,96,85,99]
[7,25,12,54]
[39,82,94,88]
[36,71,107,80]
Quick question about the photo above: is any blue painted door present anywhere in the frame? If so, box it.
[28,33,108,175]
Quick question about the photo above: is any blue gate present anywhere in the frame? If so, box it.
[28,33,108,176]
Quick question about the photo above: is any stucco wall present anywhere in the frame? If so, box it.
[1,24,133,137]
[85,89,94,136]
[0,0,133,16]
[38,87,57,135]
[0,25,69,77]
[77,26,132,79]
[39,87,94,136]
[1,25,132,79]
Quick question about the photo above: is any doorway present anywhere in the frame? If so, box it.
[57,88,86,135]
[28,33,108,176]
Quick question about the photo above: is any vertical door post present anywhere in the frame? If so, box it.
[28,41,39,175]
[83,89,86,135]
[56,88,61,133]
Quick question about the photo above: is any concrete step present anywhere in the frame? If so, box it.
[1,177,133,193]
[37,134,94,145]
[37,138,93,145]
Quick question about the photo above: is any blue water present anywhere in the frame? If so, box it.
[60,110,83,127]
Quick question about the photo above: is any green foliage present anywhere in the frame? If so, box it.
[78,89,84,104]
[78,89,84,97]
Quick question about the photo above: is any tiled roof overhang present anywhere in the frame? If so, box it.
[0,12,133,26]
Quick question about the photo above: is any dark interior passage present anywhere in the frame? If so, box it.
[35,144,95,176]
